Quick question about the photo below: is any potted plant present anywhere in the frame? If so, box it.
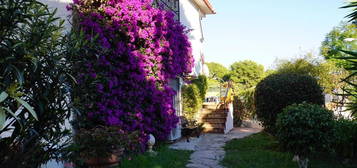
[68,126,139,168]
[181,116,204,142]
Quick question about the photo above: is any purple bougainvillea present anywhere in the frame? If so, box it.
[70,0,193,148]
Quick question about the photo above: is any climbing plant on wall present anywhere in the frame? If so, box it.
[69,0,194,148]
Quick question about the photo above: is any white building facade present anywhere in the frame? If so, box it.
[179,0,215,76]
[40,0,215,142]
[153,0,215,140]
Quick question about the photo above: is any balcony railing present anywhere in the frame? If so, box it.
[153,0,180,21]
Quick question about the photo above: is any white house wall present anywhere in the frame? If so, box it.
[179,0,205,76]
[40,0,72,31]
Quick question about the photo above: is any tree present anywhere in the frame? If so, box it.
[206,62,229,81]
[255,73,324,132]
[338,1,357,118]
[275,53,348,94]
[229,60,265,91]
[336,50,357,118]
[321,23,357,68]
[341,1,357,22]
[264,69,276,77]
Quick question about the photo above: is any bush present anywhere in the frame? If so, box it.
[233,96,244,127]
[254,73,324,132]
[0,0,73,167]
[276,103,335,167]
[65,126,140,166]
[182,84,202,121]
[333,119,357,159]
[192,75,208,101]
[239,88,256,118]
[233,88,256,126]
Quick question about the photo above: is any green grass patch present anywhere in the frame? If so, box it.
[119,145,192,168]
[222,132,357,168]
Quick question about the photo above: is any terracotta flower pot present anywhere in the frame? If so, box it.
[85,154,120,168]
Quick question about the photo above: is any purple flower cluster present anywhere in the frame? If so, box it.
[70,0,193,147]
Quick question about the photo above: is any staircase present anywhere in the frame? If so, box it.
[198,103,228,133]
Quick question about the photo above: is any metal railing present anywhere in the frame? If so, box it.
[153,0,180,21]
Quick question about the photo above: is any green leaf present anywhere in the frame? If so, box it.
[30,58,38,71]
[0,91,8,102]
[0,108,6,130]
[340,2,357,9]
[2,107,23,130]
[67,73,78,84]
[9,65,24,86]
[14,97,38,120]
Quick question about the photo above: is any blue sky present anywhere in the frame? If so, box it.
[202,0,352,69]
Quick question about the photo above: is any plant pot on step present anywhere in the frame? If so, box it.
[69,126,140,168]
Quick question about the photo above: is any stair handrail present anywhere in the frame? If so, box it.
[221,81,234,133]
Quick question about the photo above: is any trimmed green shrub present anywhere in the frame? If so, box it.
[233,96,243,127]
[192,75,208,101]
[254,73,324,132]
[182,84,202,121]
[233,88,256,126]
[333,119,357,159]
[276,103,335,168]
[239,88,256,119]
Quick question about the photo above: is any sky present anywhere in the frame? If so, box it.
[202,0,352,69]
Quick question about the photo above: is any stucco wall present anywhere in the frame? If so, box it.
[179,0,205,76]
[40,0,72,31]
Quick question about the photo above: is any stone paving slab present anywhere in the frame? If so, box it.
[169,136,202,151]
[169,127,261,168]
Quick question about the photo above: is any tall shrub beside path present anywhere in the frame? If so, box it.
[182,84,202,121]
[254,73,324,132]
[192,75,208,101]
[69,0,194,148]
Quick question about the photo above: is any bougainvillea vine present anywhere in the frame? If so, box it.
[69,0,193,148]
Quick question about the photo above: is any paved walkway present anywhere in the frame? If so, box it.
[170,127,261,168]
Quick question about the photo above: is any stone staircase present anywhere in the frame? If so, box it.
[198,103,228,133]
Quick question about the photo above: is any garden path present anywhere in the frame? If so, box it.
[170,127,261,168]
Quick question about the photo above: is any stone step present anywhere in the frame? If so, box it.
[202,103,220,110]
[202,107,228,111]
[202,123,225,129]
[200,109,227,114]
[202,113,227,119]
[201,118,226,124]
[203,127,224,133]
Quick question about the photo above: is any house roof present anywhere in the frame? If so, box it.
[192,0,216,15]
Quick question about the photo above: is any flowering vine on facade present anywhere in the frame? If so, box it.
[69,0,194,148]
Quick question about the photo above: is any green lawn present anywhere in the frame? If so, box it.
[119,145,192,168]
[222,132,357,168]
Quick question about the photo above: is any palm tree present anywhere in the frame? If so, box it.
[341,1,357,22]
